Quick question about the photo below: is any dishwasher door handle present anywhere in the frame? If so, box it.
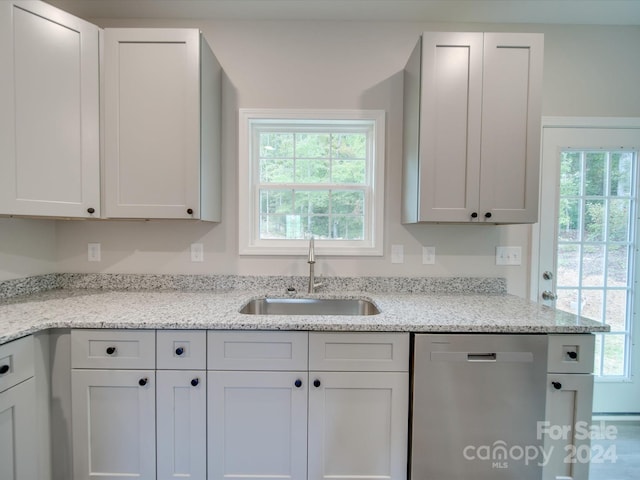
[467,353,497,361]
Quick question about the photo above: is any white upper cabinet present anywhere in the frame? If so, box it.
[0,0,100,218]
[103,28,222,221]
[402,32,543,224]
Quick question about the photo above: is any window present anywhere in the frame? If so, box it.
[556,148,637,377]
[238,109,385,256]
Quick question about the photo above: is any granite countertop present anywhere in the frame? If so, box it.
[0,274,609,345]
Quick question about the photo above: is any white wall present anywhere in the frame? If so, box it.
[9,18,640,297]
[0,218,57,281]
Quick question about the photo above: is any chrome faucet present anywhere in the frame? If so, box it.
[307,237,323,293]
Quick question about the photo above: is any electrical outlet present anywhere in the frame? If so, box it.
[391,244,404,264]
[496,246,522,266]
[422,246,436,265]
[88,243,101,262]
[190,243,204,262]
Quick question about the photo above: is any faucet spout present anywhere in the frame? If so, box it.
[307,237,323,293]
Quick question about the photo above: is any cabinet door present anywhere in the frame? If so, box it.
[0,377,37,480]
[416,32,483,222]
[479,33,543,223]
[103,28,201,219]
[308,371,408,480]
[156,370,206,480]
[543,374,594,480]
[0,1,100,217]
[207,370,308,480]
[72,369,156,480]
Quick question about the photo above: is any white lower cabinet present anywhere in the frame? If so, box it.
[206,331,410,480]
[0,377,37,480]
[208,370,308,480]
[543,334,595,480]
[307,371,408,480]
[157,370,207,480]
[71,369,157,480]
[0,335,38,480]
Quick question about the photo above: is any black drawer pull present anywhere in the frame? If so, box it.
[567,351,578,360]
[294,379,302,388]
[313,379,321,388]
[552,381,562,390]
[139,377,148,387]
[191,378,199,387]
[106,346,116,355]
[175,347,185,356]
[0,364,9,375]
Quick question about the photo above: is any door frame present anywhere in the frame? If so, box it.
[531,116,640,413]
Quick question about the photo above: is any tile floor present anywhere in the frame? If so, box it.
[589,421,640,480]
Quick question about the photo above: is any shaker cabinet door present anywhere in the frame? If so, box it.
[307,371,408,480]
[0,378,37,480]
[72,369,156,480]
[0,0,100,217]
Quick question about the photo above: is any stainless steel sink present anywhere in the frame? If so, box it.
[239,298,380,316]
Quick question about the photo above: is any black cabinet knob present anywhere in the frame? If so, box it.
[471,212,478,218]
[313,379,321,388]
[484,212,492,219]
[552,381,562,390]
[0,364,9,375]
[187,208,194,215]
[567,351,578,360]
[87,207,95,214]
[175,347,185,356]
[139,377,148,387]
[191,378,199,387]
[106,346,116,355]
[294,379,302,388]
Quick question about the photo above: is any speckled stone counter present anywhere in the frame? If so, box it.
[0,274,608,345]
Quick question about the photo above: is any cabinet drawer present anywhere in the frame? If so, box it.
[157,330,206,370]
[0,336,34,393]
[309,332,410,372]
[547,334,595,374]
[71,329,155,369]
[208,331,308,371]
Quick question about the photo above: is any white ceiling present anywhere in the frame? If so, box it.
[44,0,640,25]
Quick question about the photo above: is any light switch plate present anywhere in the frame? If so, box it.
[496,246,522,266]
[88,243,101,262]
[391,244,404,264]
[422,246,435,265]
[191,243,204,262]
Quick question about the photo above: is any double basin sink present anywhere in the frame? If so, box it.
[240,298,380,316]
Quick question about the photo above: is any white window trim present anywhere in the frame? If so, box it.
[238,109,385,256]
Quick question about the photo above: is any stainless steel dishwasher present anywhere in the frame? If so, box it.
[410,334,548,480]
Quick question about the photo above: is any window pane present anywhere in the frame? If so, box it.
[260,133,293,158]
[610,152,633,197]
[556,288,581,315]
[559,151,581,196]
[297,215,329,238]
[332,133,366,159]
[608,199,631,242]
[332,159,366,184]
[331,191,364,214]
[295,133,330,158]
[584,199,605,241]
[332,216,364,240]
[580,289,603,323]
[260,159,294,183]
[557,243,580,287]
[593,334,603,376]
[260,190,293,214]
[295,159,330,183]
[602,334,625,376]
[607,244,629,286]
[295,191,329,215]
[584,151,606,196]
[605,290,628,332]
[582,244,605,287]
[558,198,581,241]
